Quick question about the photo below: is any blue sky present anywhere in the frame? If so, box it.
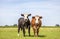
[0,0,60,26]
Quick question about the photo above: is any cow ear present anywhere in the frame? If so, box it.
[21,14,24,16]
[28,14,31,16]
[32,16,35,19]
[39,16,42,19]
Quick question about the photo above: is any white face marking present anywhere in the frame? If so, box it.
[24,14,28,19]
[35,17,39,23]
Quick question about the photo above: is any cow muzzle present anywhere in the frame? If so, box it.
[25,19,28,22]
[35,23,39,26]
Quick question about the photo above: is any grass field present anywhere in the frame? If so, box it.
[0,27,60,39]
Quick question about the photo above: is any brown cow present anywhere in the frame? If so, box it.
[31,15,42,36]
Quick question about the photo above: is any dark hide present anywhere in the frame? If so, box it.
[18,18,30,36]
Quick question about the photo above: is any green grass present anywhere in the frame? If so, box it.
[0,27,60,39]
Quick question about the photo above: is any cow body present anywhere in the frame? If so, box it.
[18,14,31,36]
[31,15,42,36]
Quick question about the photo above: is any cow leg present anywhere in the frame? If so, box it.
[35,29,37,37]
[33,26,37,37]
[33,26,37,36]
[23,27,25,36]
[28,26,30,36]
[33,29,37,37]
[37,28,39,36]
[33,29,35,36]
[33,29,37,36]
[18,25,20,36]
[33,27,35,36]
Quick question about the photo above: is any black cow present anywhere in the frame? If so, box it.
[18,14,31,36]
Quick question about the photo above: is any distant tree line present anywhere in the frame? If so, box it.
[55,24,60,27]
[0,24,60,27]
[4,24,17,26]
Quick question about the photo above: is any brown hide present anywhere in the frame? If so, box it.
[31,16,42,27]
[31,16,42,36]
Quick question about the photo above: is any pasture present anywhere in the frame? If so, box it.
[0,26,60,39]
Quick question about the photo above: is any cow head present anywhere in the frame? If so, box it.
[32,15,42,26]
[21,14,31,22]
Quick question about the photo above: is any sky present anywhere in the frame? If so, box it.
[0,0,60,26]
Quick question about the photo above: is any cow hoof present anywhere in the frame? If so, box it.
[18,34,19,36]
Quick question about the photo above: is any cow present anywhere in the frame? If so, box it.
[31,15,42,37]
[18,14,31,36]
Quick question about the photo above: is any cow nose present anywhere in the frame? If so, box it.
[25,19,28,22]
[35,23,38,26]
